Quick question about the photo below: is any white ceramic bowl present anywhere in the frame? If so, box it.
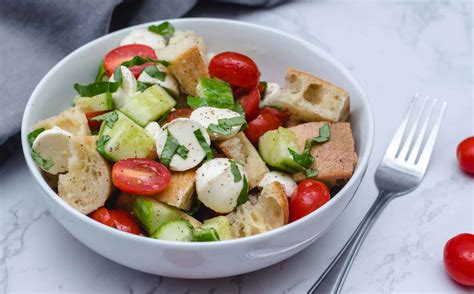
[21,18,374,278]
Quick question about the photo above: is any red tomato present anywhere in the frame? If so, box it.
[289,180,330,222]
[444,233,474,286]
[90,207,142,235]
[129,61,156,78]
[112,158,171,195]
[103,44,157,77]
[162,108,193,125]
[260,107,291,126]
[232,86,251,98]
[239,88,261,121]
[85,111,108,131]
[209,52,260,89]
[244,111,281,145]
[457,137,474,175]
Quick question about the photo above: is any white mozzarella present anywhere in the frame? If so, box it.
[120,29,166,51]
[190,107,243,140]
[196,158,247,213]
[137,64,180,97]
[144,122,162,140]
[259,171,297,197]
[31,126,73,175]
[260,82,282,107]
[156,118,210,171]
[109,66,137,108]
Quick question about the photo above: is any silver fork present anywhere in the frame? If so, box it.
[308,94,447,294]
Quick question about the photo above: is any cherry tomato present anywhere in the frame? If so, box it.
[162,108,193,125]
[257,82,267,95]
[90,207,142,235]
[129,61,156,79]
[260,107,291,126]
[289,180,330,222]
[209,52,260,89]
[239,88,261,121]
[85,111,108,131]
[103,44,157,77]
[232,86,251,98]
[457,137,474,175]
[444,233,474,286]
[112,158,171,195]
[244,111,281,145]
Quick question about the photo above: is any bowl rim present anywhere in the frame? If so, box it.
[21,17,374,248]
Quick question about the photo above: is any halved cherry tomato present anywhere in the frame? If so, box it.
[260,107,291,126]
[244,111,281,145]
[90,207,142,235]
[289,180,330,222]
[129,61,156,78]
[239,88,261,121]
[209,52,260,89]
[112,158,171,195]
[232,86,251,98]
[85,111,108,131]
[162,108,193,125]
[103,44,157,77]
[444,233,474,286]
[457,137,474,175]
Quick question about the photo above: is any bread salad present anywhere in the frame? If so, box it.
[27,22,357,242]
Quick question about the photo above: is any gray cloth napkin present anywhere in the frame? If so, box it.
[0,0,284,164]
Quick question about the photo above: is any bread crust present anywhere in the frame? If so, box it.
[153,169,196,211]
[33,106,91,135]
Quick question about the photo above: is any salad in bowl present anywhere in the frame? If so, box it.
[26,21,357,243]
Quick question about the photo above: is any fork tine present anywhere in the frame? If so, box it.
[407,98,437,163]
[384,94,418,159]
[398,96,428,160]
[416,101,447,170]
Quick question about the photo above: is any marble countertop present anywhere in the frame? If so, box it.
[1,1,472,293]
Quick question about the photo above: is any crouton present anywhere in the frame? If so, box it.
[262,68,350,122]
[153,169,196,211]
[58,136,112,214]
[226,182,288,238]
[159,31,209,95]
[33,106,91,136]
[289,122,357,186]
[218,133,269,189]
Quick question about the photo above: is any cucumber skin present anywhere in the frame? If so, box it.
[133,197,184,236]
[73,93,114,112]
[258,127,303,173]
[193,228,220,242]
[151,220,193,242]
[202,216,233,240]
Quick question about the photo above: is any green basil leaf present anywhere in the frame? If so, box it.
[96,135,111,156]
[230,160,242,183]
[237,176,249,205]
[27,128,45,147]
[113,66,122,83]
[91,111,118,129]
[95,61,107,82]
[193,129,213,160]
[31,149,54,171]
[160,130,180,167]
[259,81,268,98]
[207,116,247,136]
[176,145,189,159]
[148,21,175,39]
[137,81,153,92]
[74,81,121,97]
[207,123,230,136]
[187,95,208,109]
[233,101,245,116]
[121,56,170,68]
[198,78,234,109]
[157,109,172,125]
[288,148,314,169]
[144,66,166,81]
[303,123,331,154]
[304,168,319,178]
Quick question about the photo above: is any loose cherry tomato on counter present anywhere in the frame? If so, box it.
[85,111,108,131]
[457,137,474,175]
[209,52,260,89]
[112,158,171,195]
[239,87,261,121]
[443,233,474,286]
[244,110,281,145]
[289,180,330,222]
[162,108,193,125]
[103,44,157,77]
[90,207,142,235]
[260,107,291,126]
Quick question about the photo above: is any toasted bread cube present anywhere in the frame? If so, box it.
[58,136,112,214]
[33,106,91,136]
[262,68,350,122]
[153,169,196,211]
[289,122,357,186]
[218,132,269,189]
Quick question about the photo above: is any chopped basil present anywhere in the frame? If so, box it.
[303,123,330,154]
[148,21,175,39]
[144,66,166,81]
[27,128,45,147]
[288,148,314,169]
[137,81,153,92]
[113,66,122,82]
[198,78,234,109]
[207,116,247,136]
[96,135,111,156]
[91,111,118,129]
[31,149,54,171]
[233,101,245,116]
[73,81,121,97]
[193,129,213,160]
[176,145,189,159]
[259,81,268,98]
[121,56,170,68]
[187,95,208,109]
[95,61,107,82]
[159,130,189,166]
[304,168,319,178]
[230,160,242,183]
[237,176,249,205]
[157,109,172,125]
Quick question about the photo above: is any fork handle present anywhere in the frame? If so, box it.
[308,191,392,294]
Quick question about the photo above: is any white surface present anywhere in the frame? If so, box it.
[1,0,473,293]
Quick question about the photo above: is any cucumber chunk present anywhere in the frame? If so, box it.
[152,220,193,242]
[258,127,303,173]
[120,85,176,127]
[73,93,114,112]
[193,227,220,242]
[97,110,155,161]
[133,197,185,235]
[202,216,232,240]
[196,78,234,109]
